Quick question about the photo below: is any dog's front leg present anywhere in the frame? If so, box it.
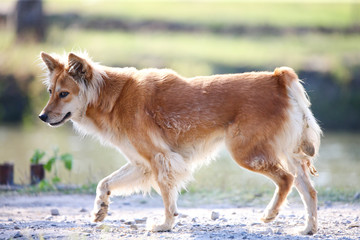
[92,163,152,222]
[152,182,179,232]
[151,152,187,232]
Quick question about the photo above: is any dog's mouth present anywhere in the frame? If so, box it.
[49,112,72,127]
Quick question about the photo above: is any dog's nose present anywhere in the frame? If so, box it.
[39,113,48,122]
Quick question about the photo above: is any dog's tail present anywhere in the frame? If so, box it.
[275,67,322,176]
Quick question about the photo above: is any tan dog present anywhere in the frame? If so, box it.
[39,51,321,234]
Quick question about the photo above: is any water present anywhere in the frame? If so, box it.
[0,124,359,191]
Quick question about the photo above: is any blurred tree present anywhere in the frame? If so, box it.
[14,0,45,41]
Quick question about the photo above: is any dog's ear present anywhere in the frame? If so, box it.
[41,52,60,73]
[68,53,92,85]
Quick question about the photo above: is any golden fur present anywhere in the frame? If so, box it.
[39,51,321,234]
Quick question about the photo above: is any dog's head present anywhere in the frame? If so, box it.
[39,52,104,127]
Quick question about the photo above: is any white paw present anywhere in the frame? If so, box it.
[91,202,108,222]
[151,223,173,232]
[260,209,278,223]
[299,224,317,235]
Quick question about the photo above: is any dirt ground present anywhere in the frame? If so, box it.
[0,194,359,240]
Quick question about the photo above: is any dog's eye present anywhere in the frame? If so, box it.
[59,91,69,98]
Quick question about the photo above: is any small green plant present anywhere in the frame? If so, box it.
[43,147,73,184]
[30,149,45,165]
[30,147,73,186]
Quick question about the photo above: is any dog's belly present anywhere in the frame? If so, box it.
[174,131,225,169]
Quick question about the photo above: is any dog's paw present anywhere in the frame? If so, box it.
[91,202,108,222]
[260,210,278,223]
[298,224,317,235]
[151,223,172,232]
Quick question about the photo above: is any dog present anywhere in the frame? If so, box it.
[39,51,321,234]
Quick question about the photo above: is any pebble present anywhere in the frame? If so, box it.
[353,192,360,201]
[325,201,333,208]
[8,218,13,221]
[342,220,351,224]
[220,218,228,222]
[192,217,199,222]
[51,209,60,216]
[130,224,138,230]
[250,222,261,226]
[135,218,147,224]
[80,208,88,212]
[211,211,220,220]
[13,231,22,238]
[265,227,273,234]
[14,225,20,230]
[347,223,360,229]
[179,213,188,218]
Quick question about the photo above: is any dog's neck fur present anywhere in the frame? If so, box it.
[73,66,138,143]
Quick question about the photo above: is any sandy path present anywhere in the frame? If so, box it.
[0,194,359,239]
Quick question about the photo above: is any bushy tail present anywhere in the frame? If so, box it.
[275,67,322,175]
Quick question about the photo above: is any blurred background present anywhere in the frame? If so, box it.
[0,0,359,203]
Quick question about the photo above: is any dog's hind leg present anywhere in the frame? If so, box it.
[259,164,294,223]
[294,161,317,235]
[92,163,152,222]
[227,138,294,224]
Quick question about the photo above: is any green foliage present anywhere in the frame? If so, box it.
[37,179,56,192]
[43,147,73,173]
[43,157,56,172]
[31,147,73,186]
[30,149,45,165]
[60,153,73,171]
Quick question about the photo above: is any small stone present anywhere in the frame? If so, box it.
[348,223,360,229]
[51,209,60,216]
[250,222,261,226]
[8,218,13,221]
[192,217,199,222]
[353,192,360,200]
[14,226,20,230]
[265,227,273,234]
[135,218,147,224]
[130,224,138,230]
[342,220,351,225]
[13,231,22,238]
[80,208,87,213]
[179,213,188,218]
[324,201,332,208]
[211,211,220,221]
[125,221,134,225]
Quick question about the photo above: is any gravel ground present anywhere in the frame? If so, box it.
[0,194,359,239]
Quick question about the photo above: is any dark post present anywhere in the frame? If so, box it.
[14,0,45,41]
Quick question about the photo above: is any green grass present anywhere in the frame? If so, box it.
[40,0,360,29]
[1,27,360,81]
